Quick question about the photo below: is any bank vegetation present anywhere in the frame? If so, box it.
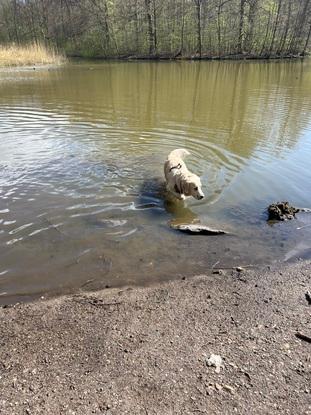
[0,42,65,66]
[0,0,310,59]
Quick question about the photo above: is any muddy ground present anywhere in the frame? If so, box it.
[0,261,310,415]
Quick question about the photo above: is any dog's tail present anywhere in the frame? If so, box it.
[168,148,190,160]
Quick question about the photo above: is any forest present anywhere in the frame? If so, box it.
[0,0,310,59]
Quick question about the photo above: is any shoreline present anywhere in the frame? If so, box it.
[0,62,65,70]
[68,53,308,62]
[1,260,310,414]
[1,53,307,68]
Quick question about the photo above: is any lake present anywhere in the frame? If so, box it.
[0,59,311,304]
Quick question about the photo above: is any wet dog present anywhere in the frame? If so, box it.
[164,149,204,201]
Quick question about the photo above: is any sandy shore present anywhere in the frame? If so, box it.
[0,261,310,414]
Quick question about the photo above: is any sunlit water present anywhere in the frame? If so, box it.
[1,60,311,303]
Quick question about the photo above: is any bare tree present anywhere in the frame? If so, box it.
[269,0,282,56]
[244,0,258,54]
[237,0,246,54]
[277,0,291,55]
[302,18,311,54]
[193,0,203,57]
[144,0,156,54]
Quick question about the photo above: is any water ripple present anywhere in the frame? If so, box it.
[1,60,311,302]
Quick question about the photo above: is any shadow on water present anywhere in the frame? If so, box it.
[138,177,200,226]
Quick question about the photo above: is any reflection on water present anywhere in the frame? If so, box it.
[0,60,311,303]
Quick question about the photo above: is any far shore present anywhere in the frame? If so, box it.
[0,260,310,414]
[0,51,308,69]
[69,52,309,62]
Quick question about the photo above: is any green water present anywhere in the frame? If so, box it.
[0,60,311,303]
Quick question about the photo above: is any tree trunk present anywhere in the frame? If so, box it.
[217,0,222,57]
[277,0,291,55]
[28,1,38,44]
[194,0,202,57]
[39,0,49,44]
[260,10,272,56]
[269,0,282,56]
[145,0,155,55]
[297,0,311,53]
[237,0,246,54]
[302,19,311,54]
[288,0,311,54]
[180,0,185,55]
[88,0,111,53]
[134,0,139,53]
[12,0,20,43]
[245,0,258,54]
[152,0,157,53]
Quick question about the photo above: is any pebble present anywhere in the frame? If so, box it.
[223,384,235,394]
[206,354,224,373]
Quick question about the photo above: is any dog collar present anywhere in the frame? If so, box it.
[169,163,182,172]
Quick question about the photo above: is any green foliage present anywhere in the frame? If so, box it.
[0,0,310,58]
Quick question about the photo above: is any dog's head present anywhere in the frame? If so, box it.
[185,175,204,200]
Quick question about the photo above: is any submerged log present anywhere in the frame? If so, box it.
[170,223,227,235]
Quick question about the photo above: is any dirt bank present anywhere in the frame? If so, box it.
[68,53,307,61]
[0,261,310,414]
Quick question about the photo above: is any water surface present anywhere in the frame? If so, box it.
[1,60,311,303]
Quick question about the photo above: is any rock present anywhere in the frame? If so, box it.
[268,202,299,221]
[170,223,227,235]
[206,354,224,373]
[223,384,235,394]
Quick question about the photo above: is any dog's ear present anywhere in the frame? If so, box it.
[181,180,191,196]
[174,176,183,194]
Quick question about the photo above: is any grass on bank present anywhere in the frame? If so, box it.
[0,43,66,67]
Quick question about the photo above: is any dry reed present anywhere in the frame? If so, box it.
[0,42,65,67]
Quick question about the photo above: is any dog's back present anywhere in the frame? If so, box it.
[164,148,190,181]
[167,148,190,162]
[164,148,204,200]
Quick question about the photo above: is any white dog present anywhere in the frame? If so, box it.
[164,149,205,201]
